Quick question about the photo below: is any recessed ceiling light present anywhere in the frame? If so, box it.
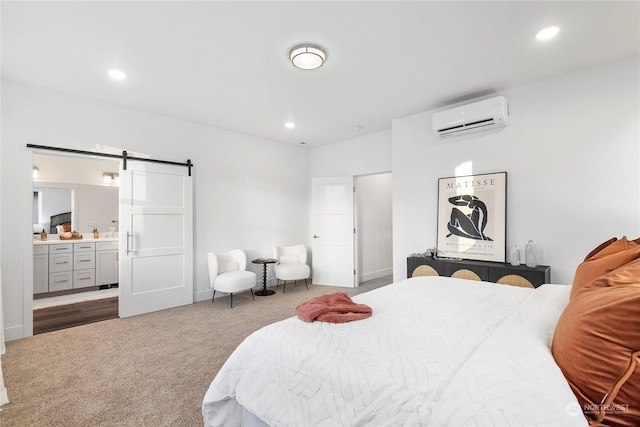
[299,141,307,145]
[289,43,326,70]
[285,122,296,129]
[107,69,127,80]
[535,26,560,41]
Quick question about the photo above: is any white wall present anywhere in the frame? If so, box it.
[392,56,640,284]
[309,130,392,178]
[1,81,309,341]
[356,173,393,281]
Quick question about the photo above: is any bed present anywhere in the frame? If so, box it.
[49,211,71,234]
[202,276,588,426]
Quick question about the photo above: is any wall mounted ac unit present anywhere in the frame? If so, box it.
[432,96,510,138]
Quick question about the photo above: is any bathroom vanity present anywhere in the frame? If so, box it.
[33,237,119,294]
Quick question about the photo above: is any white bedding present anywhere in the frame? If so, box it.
[202,276,588,426]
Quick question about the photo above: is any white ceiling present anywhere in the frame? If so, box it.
[2,1,639,147]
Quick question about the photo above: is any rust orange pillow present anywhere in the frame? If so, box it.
[570,237,640,300]
[582,237,618,261]
[553,259,640,427]
[588,237,637,260]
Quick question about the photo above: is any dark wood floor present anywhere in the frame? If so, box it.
[33,297,119,335]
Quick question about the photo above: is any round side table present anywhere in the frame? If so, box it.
[252,258,277,296]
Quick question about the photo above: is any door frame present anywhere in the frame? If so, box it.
[309,171,393,288]
[24,148,194,336]
[25,151,122,336]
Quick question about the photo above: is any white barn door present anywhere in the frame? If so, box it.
[119,160,193,318]
[311,176,355,287]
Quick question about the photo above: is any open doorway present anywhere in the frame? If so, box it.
[355,172,393,287]
[32,153,120,334]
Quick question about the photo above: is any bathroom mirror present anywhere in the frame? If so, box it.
[33,186,74,234]
[33,153,120,236]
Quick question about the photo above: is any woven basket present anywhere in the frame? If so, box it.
[411,265,439,277]
[451,269,481,281]
[496,274,534,288]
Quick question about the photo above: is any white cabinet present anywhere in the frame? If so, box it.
[74,269,96,289]
[49,245,73,291]
[73,242,95,289]
[49,271,73,292]
[49,243,73,255]
[33,245,49,294]
[49,252,73,272]
[34,240,116,293]
[96,241,119,286]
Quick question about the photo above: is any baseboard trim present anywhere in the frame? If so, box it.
[4,324,27,342]
[359,268,393,283]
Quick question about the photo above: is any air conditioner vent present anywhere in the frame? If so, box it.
[433,96,509,138]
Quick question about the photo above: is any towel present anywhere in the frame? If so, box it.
[295,292,373,323]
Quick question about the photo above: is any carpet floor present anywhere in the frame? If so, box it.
[0,276,392,427]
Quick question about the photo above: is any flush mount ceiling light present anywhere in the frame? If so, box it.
[289,43,326,70]
[535,26,560,41]
[285,121,296,129]
[107,69,127,80]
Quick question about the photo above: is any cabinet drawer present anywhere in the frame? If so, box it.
[49,253,73,272]
[74,252,96,270]
[49,271,73,291]
[33,245,49,255]
[74,269,96,289]
[49,243,73,253]
[96,241,118,251]
[74,242,95,252]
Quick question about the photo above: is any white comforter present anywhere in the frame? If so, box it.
[202,276,587,426]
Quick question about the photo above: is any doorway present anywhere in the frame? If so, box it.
[310,172,393,289]
[32,153,120,334]
[355,172,393,286]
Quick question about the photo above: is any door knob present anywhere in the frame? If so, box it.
[313,234,320,238]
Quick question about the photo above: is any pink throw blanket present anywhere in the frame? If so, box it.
[295,292,373,323]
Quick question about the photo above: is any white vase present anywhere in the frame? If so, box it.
[510,245,520,266]
[525,240,538,268]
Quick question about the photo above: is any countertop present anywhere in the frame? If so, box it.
[33,236,118,245]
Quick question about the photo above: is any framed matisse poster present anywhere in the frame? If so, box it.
[436,172,507,262]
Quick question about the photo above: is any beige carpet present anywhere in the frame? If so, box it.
[0,278,391,427]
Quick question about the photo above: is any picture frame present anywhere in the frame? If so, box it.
[436,172,507,262]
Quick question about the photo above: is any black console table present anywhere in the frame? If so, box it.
[407,256,550,288]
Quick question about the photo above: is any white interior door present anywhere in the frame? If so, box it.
[119,160,193,318]
[311,176,355,287]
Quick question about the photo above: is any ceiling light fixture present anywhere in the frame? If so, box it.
[107,69,127,80]
[103,172,119,184]
[33,166,39,179]
[289,43,326,70]
[285,121,296,129]
[535,26,560,41]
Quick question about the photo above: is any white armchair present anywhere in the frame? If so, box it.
[207,249,256,308]
[272,244,311,293]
